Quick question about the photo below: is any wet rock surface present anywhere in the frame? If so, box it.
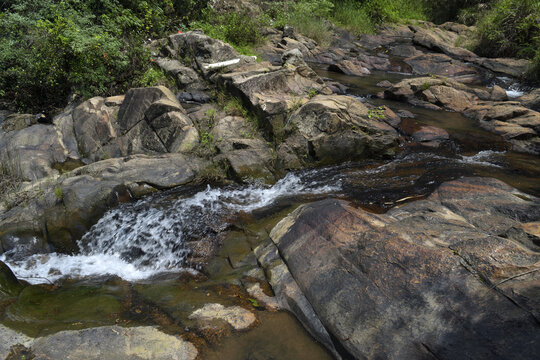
[278,95,399,169]
[384,76,540,154]
[30,326,198,360]
[266,177,540,359]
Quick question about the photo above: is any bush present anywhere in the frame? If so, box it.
[422,0,490,24]
[190,8,270,53]
[473,0,540,58]
[268,0,334,46]
[331,0,425,35]
[0,0,210,113]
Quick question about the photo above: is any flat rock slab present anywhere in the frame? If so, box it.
[189,303,256,330]
[31,326,197,360]
[269,177,540,359]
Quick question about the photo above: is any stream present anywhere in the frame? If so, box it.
[1,69,539,359]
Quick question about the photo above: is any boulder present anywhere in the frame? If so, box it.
[0,154,210,255]
[404,53,479,78]
[0,260,25,298]
[117,86,179,133]
[518,88,540,111]
[328,59,370,76]
[155,58,205,91]
[188,303,256,330]
[31,326,197,360]
[475,57,530,78]
[0,124,77,181]
[267,177,540,359]
[211,116,274,182]
[277,95,398,168]
[410,25,477,61]
[218,49,332,136]
[1,114,39,133]
[72,97,119,161]
[490,85,508,101]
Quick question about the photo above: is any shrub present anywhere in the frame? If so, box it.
[269,0,334,46]
[422,0,490,24]
[473,0,540,58]
[0,0,210,113]
[190,8,270,53]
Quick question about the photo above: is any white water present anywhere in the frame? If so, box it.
[459,150,504,167]
[1,172,341,284]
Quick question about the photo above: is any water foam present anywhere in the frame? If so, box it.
[2,171,341,284]
[459,150,504,167]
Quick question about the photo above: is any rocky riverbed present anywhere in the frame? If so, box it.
[1,16,539,360]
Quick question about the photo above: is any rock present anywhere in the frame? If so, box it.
[376,80,393,88]
[155,58,205,91]
[246,283,281,311]
[411,125,450,147]
[0,154,209,255]
[1,114,38,133]
[410,25,477,61]
[278,95,398,168]
[148,111,199,153]
[267,177,540,359]
[0,260,25,298]
[254,239,341,359]
[328,59,370,76]
[0,124,77,181]
[424,85,477,112]
[404,53,479,78]
[72,97,119,161]
[357,54,392,72]
[491,85,508,101]
[212,116,274,182]
[518,88,540,111]
[217,51,331,136]
[189,303,256,330]
[391,44,421,58]
[475,57,530,78]
[168,31,257,76]
[117,86,179,133]
[0,325,33,359]
[396,109,415,118]
[31,326,197,360]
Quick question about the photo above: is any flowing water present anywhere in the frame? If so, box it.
[1,69,539,358]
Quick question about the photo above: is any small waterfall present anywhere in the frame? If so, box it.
[1,171,341,284]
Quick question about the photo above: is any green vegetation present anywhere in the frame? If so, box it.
[332,0,425,35]
[189,8,269,55]
[0,0,210,112]
[1,0,538,113]
[54,186,63,200]
[0,158,24,200]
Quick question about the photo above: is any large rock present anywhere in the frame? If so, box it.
[72,88,198,162]
[218,49,332,136]
[404,53,480,79]
[0,124,78,181]
[0,154,209,255]
[475,57,531,78]
[211,116,275,182]
[267,177,540,359]
[0,260,25,299]
[518,88,540,111]
[31,326,198,360]
[277,95,398,169]
[410,24,477,61]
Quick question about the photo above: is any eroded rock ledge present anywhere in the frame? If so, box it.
[259,177,540,359]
